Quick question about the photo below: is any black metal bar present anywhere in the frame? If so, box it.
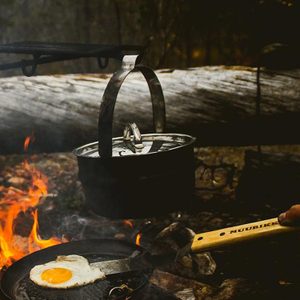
[0,42,143,56]
[0,55,81,71]
[0,42,144,75]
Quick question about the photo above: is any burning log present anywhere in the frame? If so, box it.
[0,67,300,154]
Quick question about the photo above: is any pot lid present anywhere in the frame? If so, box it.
[74,132,195,158]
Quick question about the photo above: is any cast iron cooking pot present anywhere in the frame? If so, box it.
[73,55,196,219]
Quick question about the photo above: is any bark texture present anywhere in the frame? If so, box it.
[0,66,300,153]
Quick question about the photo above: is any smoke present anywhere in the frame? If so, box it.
[51,213,142,243]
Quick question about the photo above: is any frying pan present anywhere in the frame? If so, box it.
[1,217,299,300]
[0,239,150,300]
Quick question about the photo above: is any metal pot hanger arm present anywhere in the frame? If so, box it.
[0,42,144,76]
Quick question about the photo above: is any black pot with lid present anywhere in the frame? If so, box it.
[74,55,196,218]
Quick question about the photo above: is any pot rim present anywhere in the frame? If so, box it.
[73,133,196,159]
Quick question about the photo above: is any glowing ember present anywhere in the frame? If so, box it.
[135,233,142,246]
[0,136,64,269]
[123,219,134,229]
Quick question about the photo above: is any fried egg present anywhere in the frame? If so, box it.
[29,254,105,289]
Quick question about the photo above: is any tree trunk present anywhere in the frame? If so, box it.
[0,66,300,154]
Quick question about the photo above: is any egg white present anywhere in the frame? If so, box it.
[30,254,106,289]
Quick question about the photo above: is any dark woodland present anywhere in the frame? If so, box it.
[0,0,299,75]
[1,1,300,300]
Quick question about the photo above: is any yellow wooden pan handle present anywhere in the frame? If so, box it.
[191,217,300,253]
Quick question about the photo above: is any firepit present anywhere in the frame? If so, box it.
[1,146,300,299]
[1,42,300,300]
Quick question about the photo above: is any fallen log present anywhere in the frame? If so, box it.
[0,66,300,154]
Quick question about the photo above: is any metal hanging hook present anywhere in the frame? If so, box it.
[21,54,40,76]
[97,56,109,69]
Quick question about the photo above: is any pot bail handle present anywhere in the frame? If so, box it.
[98,54,166,158]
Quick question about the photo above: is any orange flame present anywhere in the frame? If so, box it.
[123,219,134,229]
[23,133,35,152]
[28,210,61,253]
[0,136,64,269]
[135,233,142,246]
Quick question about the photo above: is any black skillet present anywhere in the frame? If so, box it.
[0,239,151,300]
[3,217,295,299]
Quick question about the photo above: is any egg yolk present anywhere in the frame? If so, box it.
[41,268,72,284]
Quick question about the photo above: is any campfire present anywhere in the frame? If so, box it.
[1,145,300,299]
[0,39,299,300]
[0,136,63,269]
